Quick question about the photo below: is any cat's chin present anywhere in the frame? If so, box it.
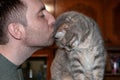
[56,42,64,48]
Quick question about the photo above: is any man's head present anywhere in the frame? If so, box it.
[0,0,55,48]
[0,0,27,44]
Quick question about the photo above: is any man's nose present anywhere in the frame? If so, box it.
[45,11,55,27]
[49,14,55,27]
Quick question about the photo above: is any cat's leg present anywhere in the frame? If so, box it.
[92,53,106,80]
[51,50,64,80]
[51,60,63,80]
[51,49,69,80]
[67,51,85,80]
[92,68,104,80]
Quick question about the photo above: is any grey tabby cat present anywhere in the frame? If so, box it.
[51,11,106,80]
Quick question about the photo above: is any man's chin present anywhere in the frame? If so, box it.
[32,38,54,50]
[47,38,54,46]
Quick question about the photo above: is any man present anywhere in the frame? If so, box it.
[0,0,55,80]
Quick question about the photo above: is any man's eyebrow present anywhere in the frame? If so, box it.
[38,6,46,13]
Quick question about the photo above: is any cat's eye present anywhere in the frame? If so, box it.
[62,24,68,29]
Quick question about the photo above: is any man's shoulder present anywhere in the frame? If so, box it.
[0,54,24,80]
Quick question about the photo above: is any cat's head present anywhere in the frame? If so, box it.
[54,11,90,49]
[54,11,103,50]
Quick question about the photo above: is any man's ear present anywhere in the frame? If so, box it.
[8,23,25,40]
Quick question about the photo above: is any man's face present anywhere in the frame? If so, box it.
[23,0,55,48]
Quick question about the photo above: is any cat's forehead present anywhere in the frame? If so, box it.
[65,15,79,23]
[58,16,78,29]
[60,23,69,29]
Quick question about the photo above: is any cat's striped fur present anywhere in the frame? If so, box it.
[51,11,106,80]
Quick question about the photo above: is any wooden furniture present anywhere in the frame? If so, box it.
[104,74,120,80]
[103,0,120,47]
[105,48,120,80]
[32,47,55,80]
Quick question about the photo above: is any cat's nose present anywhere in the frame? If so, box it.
[55,31,64,40]
[55,32,62,39]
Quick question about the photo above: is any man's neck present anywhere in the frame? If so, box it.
[0,44,39,66]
